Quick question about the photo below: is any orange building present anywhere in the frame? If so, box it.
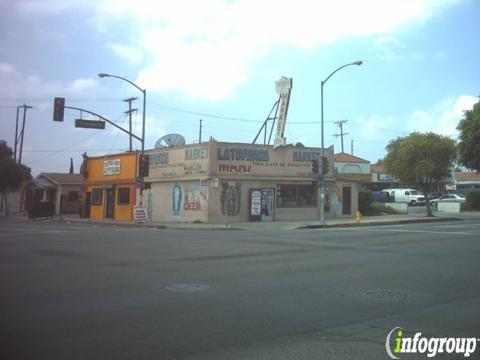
[81,152,138,220]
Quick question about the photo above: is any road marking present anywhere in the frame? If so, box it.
[432,224,480,229]
[347,228,476,235]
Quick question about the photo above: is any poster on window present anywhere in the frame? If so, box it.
[251,190,261,216]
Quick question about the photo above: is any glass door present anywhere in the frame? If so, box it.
[261,189,274,222]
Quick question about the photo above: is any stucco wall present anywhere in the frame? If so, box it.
[148,180,209,223]
[275,207,318,221]
[437,202,461,213]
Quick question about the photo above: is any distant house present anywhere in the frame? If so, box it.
[23,173,84,216]
[369,164,398,191]
[334,153,397,191]
[333,152,372,188]
[454,172,480,193]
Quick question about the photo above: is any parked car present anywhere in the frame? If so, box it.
[429,194,466,208]
[382,188,426,206]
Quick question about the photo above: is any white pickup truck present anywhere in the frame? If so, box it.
[382,188,426,206]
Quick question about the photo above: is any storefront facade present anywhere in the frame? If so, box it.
[144,141,358,223]
[82,152,137,220]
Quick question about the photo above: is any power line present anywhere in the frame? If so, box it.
[23,148,126,153]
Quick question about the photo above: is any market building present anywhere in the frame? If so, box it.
[81,151,138,220]
[143,141,359,223]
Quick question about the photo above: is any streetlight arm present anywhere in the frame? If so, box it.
[322,61,362,85]
[98,73,145,93]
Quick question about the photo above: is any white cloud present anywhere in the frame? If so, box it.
[67,78,99,94]
[0,62,15,74]
[407,95,477,137]
[107,43,143,65]
[355,114,405,140]
[0,63,99,98]
[89,0,462,100]
[354,95,477,143]
[372,35,424,61]
[11,0,464,100]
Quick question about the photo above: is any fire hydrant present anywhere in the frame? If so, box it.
[356,210,363,222]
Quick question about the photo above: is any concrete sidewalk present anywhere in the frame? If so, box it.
[49,211,479,231]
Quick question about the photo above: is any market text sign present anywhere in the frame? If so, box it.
[217,148,269,161]
[103,159,121,176]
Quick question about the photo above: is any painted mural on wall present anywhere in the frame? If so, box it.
[171,183,183,216]
[183,183,207,211]
[220,182,241,216]
[146,189,154,219]
[329,185,343,217]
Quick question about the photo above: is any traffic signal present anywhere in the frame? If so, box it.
[53,97,65,122]
[322,157,329,175]
[311,159,319,176]
[139,154,150,177]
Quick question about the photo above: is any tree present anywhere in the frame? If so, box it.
[457,99,480,172]
[0,140,32,216]
[384,132,456,217]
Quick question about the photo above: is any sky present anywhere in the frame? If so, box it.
[0,0,479,176]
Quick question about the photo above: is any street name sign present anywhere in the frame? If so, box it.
[75,119,106,129]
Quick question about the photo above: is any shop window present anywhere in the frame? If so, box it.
[117,188,130,205]
[68,191,79,202]
[91,188,103,205]
[277,185,317,207]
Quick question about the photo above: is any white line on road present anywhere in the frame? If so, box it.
[345,228,476,235]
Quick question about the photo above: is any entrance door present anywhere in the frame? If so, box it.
[342,186,351,215]
[105,187,115,219]
[261,189,274,222]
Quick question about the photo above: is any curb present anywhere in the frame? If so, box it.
[60,218,246,231]
[295,217,462,230]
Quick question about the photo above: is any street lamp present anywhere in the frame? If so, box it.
[98,72,147,202]
[320,60,362,223]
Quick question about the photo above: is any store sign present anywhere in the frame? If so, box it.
[217,148,269,162]
[293,151,321,162]
[336,173,371,182]
[273,77,293,148]
[185,148,208,160]
[134,205,149,223]
[378,173,394,181]
[103,159,120,176]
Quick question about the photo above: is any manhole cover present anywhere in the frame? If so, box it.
[363,290,408,301]
[166,284,210,293]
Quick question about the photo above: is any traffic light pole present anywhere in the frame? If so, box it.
[64,105,142,142]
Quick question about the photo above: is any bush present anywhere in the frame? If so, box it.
[466,190,480,210]
[370,203,400,215]
[358,189,373,214]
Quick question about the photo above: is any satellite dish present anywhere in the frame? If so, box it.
[155,134,186,148]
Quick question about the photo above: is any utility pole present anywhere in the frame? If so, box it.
[123,97,138,152]
[351,139,354,155]
[17,104,33,165]
[14,106,20,161]
[199,119,203,143]
[334,120,349,153]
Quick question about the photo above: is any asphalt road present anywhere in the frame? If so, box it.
[1,218,479,360]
